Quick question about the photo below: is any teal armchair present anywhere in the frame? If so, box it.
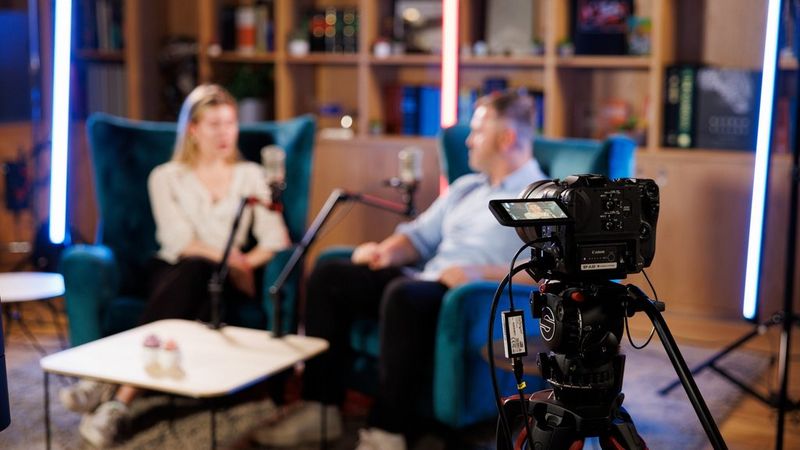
[316,126,637,429]
[61,113,315,346]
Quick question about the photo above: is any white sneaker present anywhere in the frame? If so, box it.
[355,427,407,450]
[59,380,116,413]
[79,400,129,448]
[251,401,342,446]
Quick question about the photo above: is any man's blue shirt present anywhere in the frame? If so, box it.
[396,159,547,281]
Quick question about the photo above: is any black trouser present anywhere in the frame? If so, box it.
[139,257,259,325]
[302,259,448,434]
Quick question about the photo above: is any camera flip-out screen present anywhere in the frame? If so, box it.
[489,199,571,226]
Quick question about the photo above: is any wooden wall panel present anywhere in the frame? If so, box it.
[305,137,440,265]
[630,151,799,321]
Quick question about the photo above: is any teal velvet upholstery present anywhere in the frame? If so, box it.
[438,124,636,183]
[315,127,637,429]
[61,112,315,346]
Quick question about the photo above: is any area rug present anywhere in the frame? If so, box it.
[0,333,279,450]
[0,331,770,449]
[583,340,770,450]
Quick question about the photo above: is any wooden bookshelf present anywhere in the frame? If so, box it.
[61,0,800,323]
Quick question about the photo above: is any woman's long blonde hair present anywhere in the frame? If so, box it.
[172,84,239,165]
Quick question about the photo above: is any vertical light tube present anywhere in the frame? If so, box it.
[440,0,459,128]
[49,0,73,245]
[742,0,782,320]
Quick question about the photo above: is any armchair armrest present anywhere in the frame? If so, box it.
[433,280,542,428]
[606,134,637,179]
[316,246,355,264]
[59,244,120,346]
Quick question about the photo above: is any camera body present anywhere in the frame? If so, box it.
[490,174,659,280]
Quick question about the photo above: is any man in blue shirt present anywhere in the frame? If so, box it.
[256,90,546,449]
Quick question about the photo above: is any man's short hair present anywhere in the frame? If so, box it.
[477,89,537,145]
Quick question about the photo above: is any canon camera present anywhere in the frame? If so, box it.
[489,174,659,280]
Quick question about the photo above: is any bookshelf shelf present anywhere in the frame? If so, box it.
[461,55,545,68]
[210,52,277,64]
[285,53,360,65]
[75,49,125,63]
[369,55,441,66]
[554,55,652,70]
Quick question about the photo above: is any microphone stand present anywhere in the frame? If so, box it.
[207,197,250,330]
[269,184,416,337]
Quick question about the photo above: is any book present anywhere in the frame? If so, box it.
[571,0,633,55]
[694,68,761,150]
[418,86,441,136]
[662,65,698,148]
[384,84,404,134]
[324,7,339,52]
[341,7,358,53]
[401,86,420,135]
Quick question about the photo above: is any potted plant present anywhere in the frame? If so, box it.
[228,65,272,123]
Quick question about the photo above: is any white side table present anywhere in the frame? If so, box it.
[41,319,329,449]
[0,272,66,353]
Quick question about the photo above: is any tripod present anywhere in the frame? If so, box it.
[497,280,726,450]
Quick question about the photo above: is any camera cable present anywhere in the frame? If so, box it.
[624,269,658,349]
[490,239,551,449]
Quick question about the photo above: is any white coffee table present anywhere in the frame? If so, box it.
[0,272,66,353]
[40,319,329,449]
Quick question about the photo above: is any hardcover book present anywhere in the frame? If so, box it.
[571,0,633,55]
[694,68,761,150]
[663,65,699,148]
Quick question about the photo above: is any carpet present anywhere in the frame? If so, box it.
[583,340,770,450]
[0,330,769,449]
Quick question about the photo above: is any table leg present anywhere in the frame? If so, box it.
[210,399,217,450]
[43,300,68,349]
[44,372,51,450]
[320,405,327,450]
[13,305,47,356]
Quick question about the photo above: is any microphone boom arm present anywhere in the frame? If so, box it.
[269,187,413,337]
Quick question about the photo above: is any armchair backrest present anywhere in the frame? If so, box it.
[437,124,637,183]
[86,113,316,274]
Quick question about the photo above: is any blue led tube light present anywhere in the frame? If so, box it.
[49,0,73,245]
[742,0,782,321]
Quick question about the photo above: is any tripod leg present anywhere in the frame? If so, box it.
[527,400,586,450]
[599,406,647,450]
[658,322,766,395]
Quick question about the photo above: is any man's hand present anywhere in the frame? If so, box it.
[438,265,483,288]
[351,241,395,270]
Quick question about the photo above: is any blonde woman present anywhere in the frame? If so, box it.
[60,84,289,448]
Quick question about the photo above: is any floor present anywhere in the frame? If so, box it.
[3,299,799,449]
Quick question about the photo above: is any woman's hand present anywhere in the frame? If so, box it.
[228,249,256,297]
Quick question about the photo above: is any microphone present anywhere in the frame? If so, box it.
[261,145,286,212]
[385,146,423,216]
[398,146,423,187]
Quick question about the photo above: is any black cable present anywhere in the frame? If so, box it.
[489,261,536,449]
[624,269,657,349]
[513,357,536,450]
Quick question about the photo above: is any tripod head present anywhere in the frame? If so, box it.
[531,279,631,418]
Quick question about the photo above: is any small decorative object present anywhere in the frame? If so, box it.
[159,339,181,371]
[461,44,472,57]
[531,38,544,56]
[473,40,489,57]
[627,16,651,55]
[369,119,384,135]
[557,39,575,57]
[142,334,161,367]
[228,66,272,123]
[207,43,222,57]
[374,38,392,58]
[288,30,309,56]
[391,41,406,55]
